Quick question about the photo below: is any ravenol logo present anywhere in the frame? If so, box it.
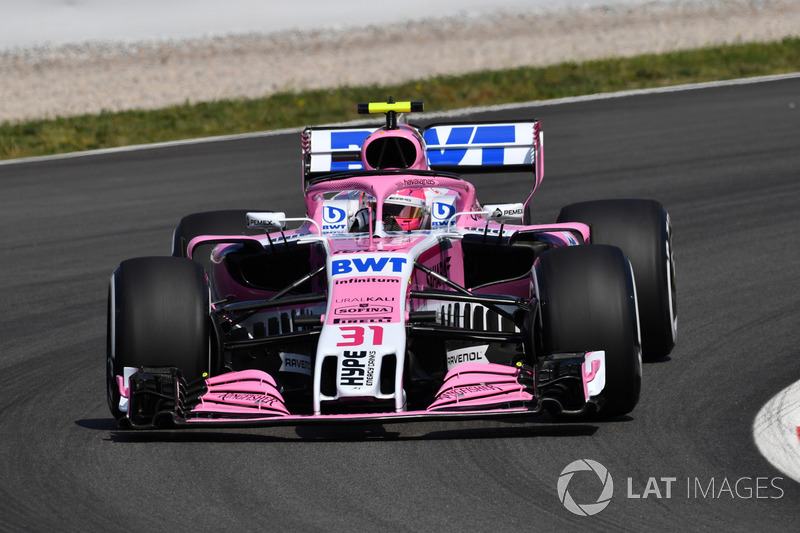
[557,459,614,516]
[331,257,407,276]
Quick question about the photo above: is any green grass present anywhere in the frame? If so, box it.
[2,37,799,160]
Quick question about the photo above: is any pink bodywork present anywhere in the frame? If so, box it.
[157,119,598,425]
[304,172,479,231]
[193,370,290,416]
[173,362,535,422]
[427,362,534,410]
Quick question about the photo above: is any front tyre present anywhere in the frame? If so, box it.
[535,245,641,417]
[557,199,676,360]
[106,256,210,419]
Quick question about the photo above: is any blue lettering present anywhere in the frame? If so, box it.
[324,206,347,224]
[331,260,352,275]
[331,161,364,171]
[425,125,517,166]
[388,257,407,272]
[482,147,505,165]
[352,257,389,273]
[432,202,456,221]
[473,125,515,144]
[323,223,347,232]
[331,131,371,150]
[476,126,514,165]
[424,127,472,165]
[331,257,408,276]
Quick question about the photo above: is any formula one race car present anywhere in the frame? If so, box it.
[106,100,676,429]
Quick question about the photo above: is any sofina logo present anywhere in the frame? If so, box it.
[557,459,614,516]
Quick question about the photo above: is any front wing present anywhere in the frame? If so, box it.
[117,353,606,429]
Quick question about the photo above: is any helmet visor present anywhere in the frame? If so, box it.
[383,204,423,220]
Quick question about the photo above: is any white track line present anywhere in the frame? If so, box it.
[2,72,799,168]
[753,379,800,484]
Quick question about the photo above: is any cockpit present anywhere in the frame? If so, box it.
[320,185,459,234]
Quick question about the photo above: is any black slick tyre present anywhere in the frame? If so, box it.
[106,256,210,419]
[535,245,641,417]
[557,199,676,360]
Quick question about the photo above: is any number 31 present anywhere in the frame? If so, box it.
[337,326,384,346]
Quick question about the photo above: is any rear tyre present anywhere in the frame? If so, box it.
[172,209,262,258]
[106,256,210,419]
[557,199,676,360]
[535,245,641,417]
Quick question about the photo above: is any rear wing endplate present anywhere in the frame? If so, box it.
[302,126,373,181]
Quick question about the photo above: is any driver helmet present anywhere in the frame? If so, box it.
[383,188,428,231]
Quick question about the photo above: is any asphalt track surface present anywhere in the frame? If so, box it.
[1,78,799,531]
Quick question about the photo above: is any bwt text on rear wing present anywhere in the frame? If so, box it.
[301,120,543,179]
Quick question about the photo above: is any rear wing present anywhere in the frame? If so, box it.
[301,119,542,178]
[424,120,545,219]
[423,120,540,173]
[301,119,544,221]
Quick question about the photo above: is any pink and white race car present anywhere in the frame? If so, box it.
[106,100,676,429]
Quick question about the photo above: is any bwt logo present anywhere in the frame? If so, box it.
[557,459,614,516]
[331,130,371,150]
[323,206,347,224]
[432,202,456,221]
[424,125,515,166]
[329,131,371,171]
[331,257,407,276]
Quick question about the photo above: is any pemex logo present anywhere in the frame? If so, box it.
[557,459,614,516]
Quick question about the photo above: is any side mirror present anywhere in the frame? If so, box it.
[482,203,525,222]
[246,212,286,230]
